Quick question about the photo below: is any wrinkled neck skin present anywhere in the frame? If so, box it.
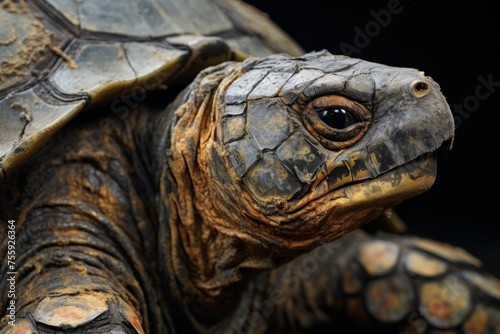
[149,64,293,329]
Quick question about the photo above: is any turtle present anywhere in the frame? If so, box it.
[0,0,499,333]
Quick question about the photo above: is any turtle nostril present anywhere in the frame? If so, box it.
[411,80,430,98]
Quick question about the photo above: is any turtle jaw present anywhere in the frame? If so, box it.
[321,152,437,234]
[240,152,438,251]
[204,148,437,252]
[335,153,437,211]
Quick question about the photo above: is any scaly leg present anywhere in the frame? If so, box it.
[0,127,162,333]
[231,230,500,333]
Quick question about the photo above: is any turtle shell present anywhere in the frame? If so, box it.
[0,0,304,183]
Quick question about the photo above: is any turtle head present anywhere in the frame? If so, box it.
[172,50,454,251]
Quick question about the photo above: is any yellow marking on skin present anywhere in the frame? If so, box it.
[359,240,399,275]
[406,251,447,277]
[463,271,500,300]
[420,275,471,327]
[348,151,371,180]
[412,239,482,267]
[369,152,381,170]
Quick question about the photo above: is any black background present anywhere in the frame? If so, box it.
[246,0,499,276]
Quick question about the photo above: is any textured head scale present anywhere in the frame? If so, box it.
[171,50,454,249]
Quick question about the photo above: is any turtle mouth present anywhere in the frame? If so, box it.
[206,151,438,252]
[282,151,438,218]
[335,152,437,211]
[306,152,437,239]
[257,152,438,250]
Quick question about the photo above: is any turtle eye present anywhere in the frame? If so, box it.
[303,95,372,150]
[317,108,358,129]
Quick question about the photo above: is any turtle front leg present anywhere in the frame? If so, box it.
[237,230,500,333]
[0,132,159,333]
[2,273,144,334]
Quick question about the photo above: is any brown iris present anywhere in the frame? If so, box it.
[302,95,372,150]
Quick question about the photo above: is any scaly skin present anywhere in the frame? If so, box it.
[1,51,498,333]
[225,230,500,333]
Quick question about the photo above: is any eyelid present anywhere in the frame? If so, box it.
[312,96,370,121]
[302,95,373,150]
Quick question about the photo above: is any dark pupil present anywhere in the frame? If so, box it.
[317,108,354,129]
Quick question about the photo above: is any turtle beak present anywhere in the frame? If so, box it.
[346,73,455,183]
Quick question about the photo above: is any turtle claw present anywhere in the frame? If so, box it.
[1,293,144,334]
